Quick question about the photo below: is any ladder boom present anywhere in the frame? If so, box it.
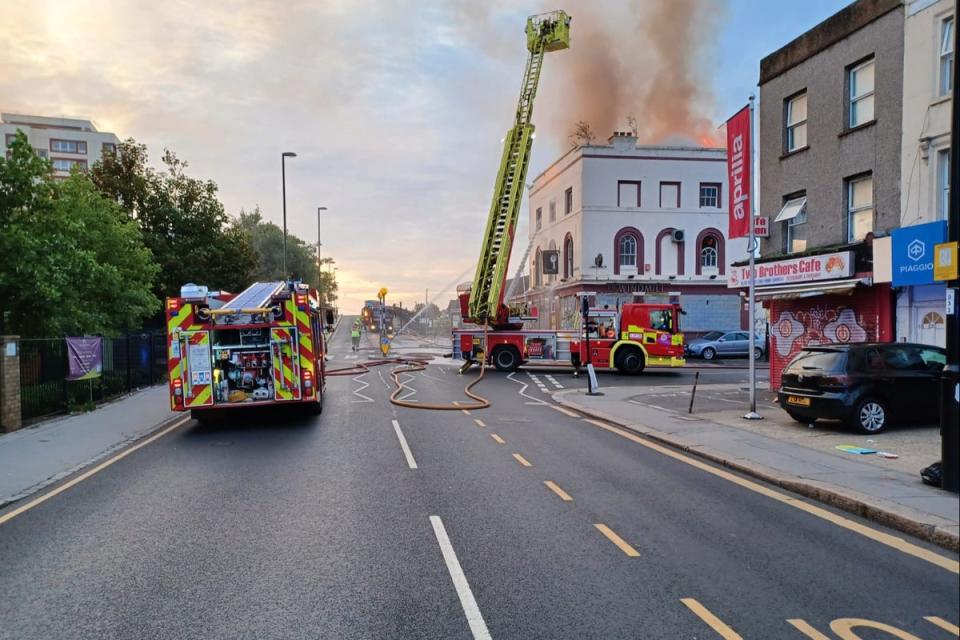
[467,10,570,325]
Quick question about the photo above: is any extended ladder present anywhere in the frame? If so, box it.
[467,11,570,325]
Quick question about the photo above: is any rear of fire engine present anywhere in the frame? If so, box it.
[166,281,325,420]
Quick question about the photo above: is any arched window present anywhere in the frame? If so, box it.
[548,240,557,283]
[694,228,726,275]
[655,227,685,275]
[700,245,718,269]
[613,227,644,275]
[563,234,574,279]
[619,235,637,267]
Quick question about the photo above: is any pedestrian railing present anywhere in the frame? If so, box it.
[19,332,167,422]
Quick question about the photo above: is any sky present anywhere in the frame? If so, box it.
[1,0,849,312]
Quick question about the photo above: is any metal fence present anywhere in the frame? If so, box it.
[19,333,167,422]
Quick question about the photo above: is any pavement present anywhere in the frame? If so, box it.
[555,384,960,552]
[0,318,957,639]
[0,385,177,508]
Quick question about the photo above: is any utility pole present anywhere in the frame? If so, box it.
[280,152,297,278]
[316,206,327,318]
[941,17,960,493]
[744,95,762,421]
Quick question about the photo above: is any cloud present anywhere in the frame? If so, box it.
[1,1,726,312]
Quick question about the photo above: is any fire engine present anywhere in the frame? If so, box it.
[453,9,686,374]
[166,281,326,420]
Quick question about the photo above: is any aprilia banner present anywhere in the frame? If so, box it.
[66,337,103,380]
[726,105,751,239]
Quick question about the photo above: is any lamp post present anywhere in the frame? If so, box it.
[316,206,327,314]
[281,151,297,278]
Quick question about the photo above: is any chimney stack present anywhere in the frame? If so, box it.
[608,130,637,149]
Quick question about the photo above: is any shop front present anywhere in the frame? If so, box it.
[730,246,894,389]
[889,221,948,347]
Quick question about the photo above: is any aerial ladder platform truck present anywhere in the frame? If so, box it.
[454,10,685,374]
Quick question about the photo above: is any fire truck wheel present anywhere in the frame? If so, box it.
[492,345,521,372]
[191,409,222,425]
[308,395,324,415]
[615,347,645,375]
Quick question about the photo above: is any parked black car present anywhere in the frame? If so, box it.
[778,343,946,433]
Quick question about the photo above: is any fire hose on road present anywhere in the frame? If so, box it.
[324,330,491,411]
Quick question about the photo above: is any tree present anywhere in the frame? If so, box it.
[91,140,257,298]
[569,120,596,147]
[232,208,338,307]
[0,132,159,336]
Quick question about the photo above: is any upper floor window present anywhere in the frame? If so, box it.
[699,183,721,208]
[775,194,807,254]
[51,157,88,172]
[50,139,87,154]
[848,58,875,128]
[564,187,573,215]
[938,149,950,220]
[785,91,808,152]
[549,199,556,222]
[659,181,680,209]
[941,17,954,96]
[617,180,641,207]
[4,133,16,148]
[847,174,874,242]
[535,207,542,231]
[102,142,117,155]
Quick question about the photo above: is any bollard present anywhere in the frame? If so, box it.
[688,370,700,414]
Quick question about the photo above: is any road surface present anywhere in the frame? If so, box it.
[0,318,956,639]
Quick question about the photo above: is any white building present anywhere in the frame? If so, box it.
[1,113,120,176]
[892,0,953,346]
[523,133,748,332]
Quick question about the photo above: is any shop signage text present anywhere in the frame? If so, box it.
[728,251,854,287]
[754,216,769,237]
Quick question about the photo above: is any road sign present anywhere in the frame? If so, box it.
[934,241,958,281]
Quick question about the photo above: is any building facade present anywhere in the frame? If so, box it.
[523,134,747,334]
[755,0,904,388]
[1,113,120,176]
[886,0,954,346]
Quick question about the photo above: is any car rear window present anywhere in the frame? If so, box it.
[785,350,846,373]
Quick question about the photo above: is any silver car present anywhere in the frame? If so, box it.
[686,330,765,361]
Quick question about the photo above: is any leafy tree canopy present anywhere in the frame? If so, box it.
[0,132,159,336]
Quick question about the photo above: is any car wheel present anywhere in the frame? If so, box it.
[701,347,716,361]
[492,346,520,372]
[853,398,888,434]
[615,347,645,375]
[753,347,763,360]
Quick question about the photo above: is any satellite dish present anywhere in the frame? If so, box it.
[594,253,604,268]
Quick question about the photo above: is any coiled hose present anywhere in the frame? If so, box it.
[324,327,490,411]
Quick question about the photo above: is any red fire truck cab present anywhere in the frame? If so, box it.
[166,281,326,421]
[570,303,685,374]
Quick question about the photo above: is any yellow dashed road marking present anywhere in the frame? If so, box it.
[512,453,532,467]
[544,481,573,502]
[580,418,959,574]
[490,433,505,444]
[681,598,742,639]
[594,523,640,557]
[474,419,486,428]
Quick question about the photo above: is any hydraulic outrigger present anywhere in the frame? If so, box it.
[466,10,571,327]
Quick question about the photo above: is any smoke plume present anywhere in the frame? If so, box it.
[542,0,725,147]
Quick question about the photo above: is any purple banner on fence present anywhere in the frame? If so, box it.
[66,337,103,380]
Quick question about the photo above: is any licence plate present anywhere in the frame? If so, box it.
[787,396,811,407]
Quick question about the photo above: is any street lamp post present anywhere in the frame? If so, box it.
[281,151,297,278]
[316,206,328,317]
